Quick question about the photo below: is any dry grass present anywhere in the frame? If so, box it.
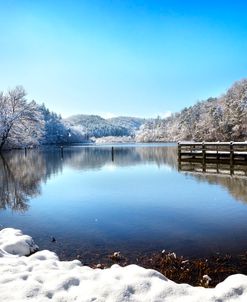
[92,251,247,288]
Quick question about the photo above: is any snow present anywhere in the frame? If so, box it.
[93,136,134,144]
[202,275,212,287]
[0,228,247,301]
[136,79,247,143]
[0,228,38,256]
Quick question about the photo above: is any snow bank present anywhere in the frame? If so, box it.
[0,228,38,256]
[0,228,247,301]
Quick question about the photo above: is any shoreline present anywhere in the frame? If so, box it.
[69,250,247,288]
[49,245,247,288]
[1,228,247,301]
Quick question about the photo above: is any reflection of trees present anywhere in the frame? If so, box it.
[63,147,146,170]
[66,146,247,204]
[187,172,247,204]
[1,144,246,212]
[63,147,116,170]
[63,145,178,170]
[0,150,63,212]
[135,146,177,168]
[0,152,41,211]
[179,161,247,204]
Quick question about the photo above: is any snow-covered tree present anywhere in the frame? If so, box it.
[0,86,44,150]
[136,79,247,142]
[65,114,132,138]
[40,104,87,144]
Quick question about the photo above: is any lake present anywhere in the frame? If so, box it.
[0,144,247,263]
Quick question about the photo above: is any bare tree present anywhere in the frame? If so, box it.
[0,86,44,150]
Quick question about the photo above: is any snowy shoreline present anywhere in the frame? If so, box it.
[0,228,247,301]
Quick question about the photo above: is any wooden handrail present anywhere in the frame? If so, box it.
[178,141,247,146]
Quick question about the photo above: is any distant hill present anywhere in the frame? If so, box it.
[65,114,146,138]
[136,79,247,142]
[108,117,146,135]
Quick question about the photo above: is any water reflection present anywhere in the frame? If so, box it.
[63,145,178,170]
[0,146,176,212]
[178,161,247,203]
[0,145,247,213]
[1,144,247,260]
[0,152,39,212]
[0,149,63,211]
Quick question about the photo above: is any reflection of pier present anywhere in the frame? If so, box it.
[178,161,247,177]
[178,142,247,176]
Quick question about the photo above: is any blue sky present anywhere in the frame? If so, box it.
[0,0,247,118]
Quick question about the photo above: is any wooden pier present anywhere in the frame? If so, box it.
[178,142,247,176]
[178,142,247,164]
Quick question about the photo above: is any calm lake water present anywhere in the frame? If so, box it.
[1,144,247,262]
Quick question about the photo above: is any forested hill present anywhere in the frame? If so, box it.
[136,79,247,142]
[108,117,146,135]
[65,115,146,138]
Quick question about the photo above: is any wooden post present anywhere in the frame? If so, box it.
[216,161,219,173]
[230,141,234,175]
[60,146,64,159]
[216,143,219,173]
[202,142,206,172]
[216,143,219,160]
[192,144,195,159]
[24,147,27,157]
[111,146,114,162]
[177,142,182,171]
[177,142,181,161]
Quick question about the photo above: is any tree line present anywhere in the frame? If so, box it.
[0,86,87,150]
[1,79,246,150]
[136,79,247,142]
